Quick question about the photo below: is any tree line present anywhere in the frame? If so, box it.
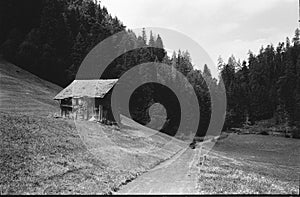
[218,29,300,132]
[98,28,217,138]
[0,0,125,86]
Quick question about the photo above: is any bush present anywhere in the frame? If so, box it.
[258,131,269,135]
[291,129,300,139]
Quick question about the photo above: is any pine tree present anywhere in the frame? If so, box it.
[217,56,224,71]
[141,27,147,46]
[40,0,64,46]
[68,31,87,80]
[203,64,212,78]
[153,34,165,61]
[292,28,300,46]
[148,30,155,47]
[0,28,22,61]
[155,34,164,48]
[137,35,145,48]
[16,28,41,70]
[171,51,177,80]
[278,53,297,126]
[286,37,291,49]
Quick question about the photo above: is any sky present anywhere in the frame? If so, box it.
[101,0,299,73]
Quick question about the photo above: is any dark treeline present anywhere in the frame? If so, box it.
[99,28,216,138]
[0,0,125,86]
[219,29,300,132]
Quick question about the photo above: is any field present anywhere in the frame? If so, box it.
[1,58,299,194]
[0,112,185,194]
[197,133,300,194]
[0,59,186,194]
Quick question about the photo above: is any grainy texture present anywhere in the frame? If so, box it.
[0,112,185,194]
[0,59,61,116]
[0,59,185,194]
[196,134,300,194]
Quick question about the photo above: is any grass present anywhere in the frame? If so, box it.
[0,59,186,194]
[0,59,61,116]
[1,112,105,194]
[0,112,185,194]
[197,155,297,194]
[197,133,300,194]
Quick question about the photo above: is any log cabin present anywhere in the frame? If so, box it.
[53,79,120,124]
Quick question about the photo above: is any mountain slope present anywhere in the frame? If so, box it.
[0,58,62,116]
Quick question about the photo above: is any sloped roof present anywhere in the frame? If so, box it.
[54,79,118,100]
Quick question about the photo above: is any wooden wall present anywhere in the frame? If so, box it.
[59,96,119,124]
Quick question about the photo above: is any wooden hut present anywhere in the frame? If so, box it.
[54,79,119,123]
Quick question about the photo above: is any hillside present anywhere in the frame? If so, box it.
[0,59,186,194]
[0,58,62,116]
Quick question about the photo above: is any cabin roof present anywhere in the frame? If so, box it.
[54,79,118,100]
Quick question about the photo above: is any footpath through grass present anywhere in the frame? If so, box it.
[0,112,184,194]
[0,59,187,194]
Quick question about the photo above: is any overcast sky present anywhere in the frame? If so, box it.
[102,0,299,70]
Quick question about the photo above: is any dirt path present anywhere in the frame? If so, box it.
[116,145,207,194]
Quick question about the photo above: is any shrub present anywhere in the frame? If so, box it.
[291,129,300,139]
[259,131,269,135]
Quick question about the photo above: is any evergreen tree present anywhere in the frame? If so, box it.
[217,56,224,71]
[155,34,164,48]
[292,28,300,46]
[203,64,212,78]
[0,28,22,61]
[141,27,147,46]
[16,28,41,70]
[286,37,291,49]
[68,31,87,80]
[148,30,155,47]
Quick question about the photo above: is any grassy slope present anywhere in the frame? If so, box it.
[197,134,300,194]
[0,59,186,194]
[0,59,62,116]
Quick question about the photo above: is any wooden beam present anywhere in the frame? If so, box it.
[100,105,103,122]
[98,105,101,121]
[86,99,89,120]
